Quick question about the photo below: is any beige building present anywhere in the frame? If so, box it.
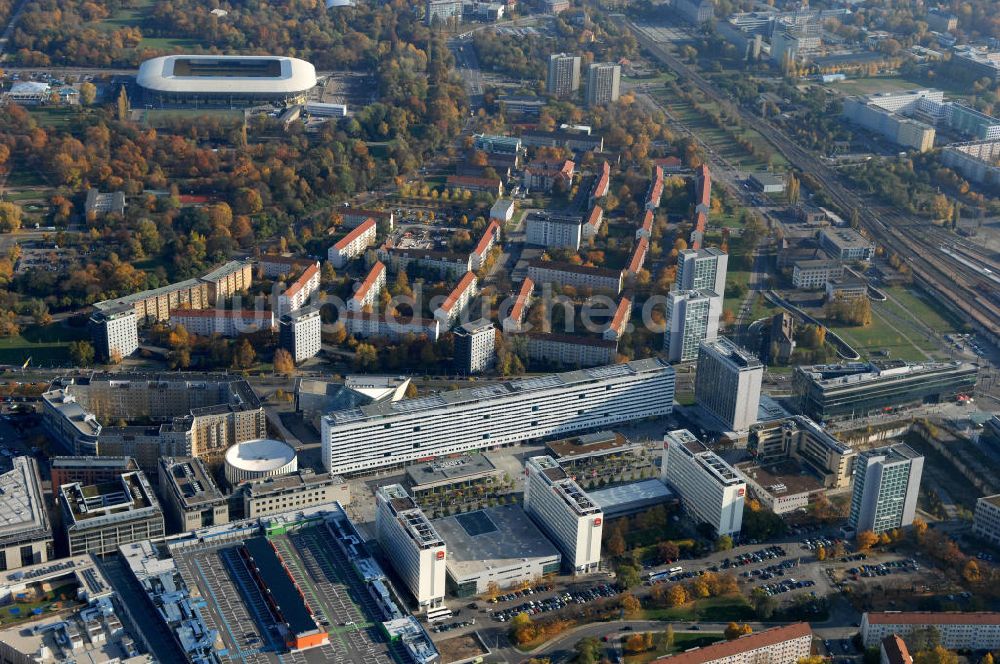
[239,470,350,519]
[973,494,1000,546]
[652,623,812,664]
[749,416,856,489]
[158,457,229,533]
[42,373,266,466]
[0,457,53,571]
[200,260,254,304]
[59,471,165,556]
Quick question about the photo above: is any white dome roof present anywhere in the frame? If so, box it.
[224,439,296,472]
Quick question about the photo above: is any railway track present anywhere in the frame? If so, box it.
[619,17,1000,340]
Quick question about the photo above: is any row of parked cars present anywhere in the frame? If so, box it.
[757,578,816,595]
[850,560,917,577]
[801,538,838,551]
[742,558,799,581]
[431,619,474,633]
[721,545,788,569]
[487,584,554,605]
[491,584,619,622]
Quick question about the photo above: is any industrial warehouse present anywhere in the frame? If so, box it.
[136,55,318,108]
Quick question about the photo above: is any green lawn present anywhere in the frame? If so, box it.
[883,286,962,335]
[825,314,927,362]
[141,108,244,126]
[0,324,90,367]
[138,36,200,49]
[640,595,755,622]
[624,633,724,664]
[25,107,78,129]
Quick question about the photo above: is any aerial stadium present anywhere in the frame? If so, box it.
[136,54,317,108]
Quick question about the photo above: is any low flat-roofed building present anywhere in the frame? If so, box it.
[793,259,844,289]
[651,623,812,664]
[545,431,656,488]
[738,459,825,514]
[0,457,53,570]
[748,416,855,489]
[50,456,140,490]
[157,457,229,533]
[587,479,675,518]
[819,227,875,262]
[240,469,350,520]
[826,268,867,301]
[861,612,1000,649]
[749,172,787,194]
[85,189,126,217]
[59,471,165,556]
[0,554,152,664]
[404,456,503,502]
[433,505,561,596]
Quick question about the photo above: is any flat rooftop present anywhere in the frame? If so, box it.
[328,358,671,425]
[739,459,825,496]
[0,457,50,547]
[245,470,346,497]
[242,537,318,637]
[588,479,674,517]
[405,455,498,489]
[161,457,225,508]
[61,472,159,525]
[545,431,635,460]
[433,505,561,582]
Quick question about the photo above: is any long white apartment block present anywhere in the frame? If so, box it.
[322,358,675,475]
[664,289,721,362]
[662,429,746,536]
[524,456,602,574]
[861,612,1000,649]
[375,484,446,610]
[329,218,377,268]
[348,261,387,313]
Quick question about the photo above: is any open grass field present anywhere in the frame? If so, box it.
[25,107,78,129]
[883,286,962,336]
[0,323,90,367]
[140,108,244,126]
[829,77,924,96]
[825,311,929,362]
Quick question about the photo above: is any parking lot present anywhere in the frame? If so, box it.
[173,527,401,664]
[489,583,619,623]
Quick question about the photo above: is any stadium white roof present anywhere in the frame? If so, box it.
[137,55,317,94]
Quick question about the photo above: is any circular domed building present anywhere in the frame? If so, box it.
[224,438,297,486]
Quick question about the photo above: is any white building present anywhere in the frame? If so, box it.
[652,623,812,664]
[490,198,515,224]
[0,457,52,570]
[524,456,602,574]
[695,338,763,433]
[792,260,844,289]
[453,318,496,374]
[89,305,139,362]
[348,261,387,313]
[847,444,923,534]
[329,218,377,268]
[375,485,446,611]
[860,612,1000,649]
[585,63,621,107]
[524,334,618,368]
[547,53,581,97]
[434,272,478,326]
[525,212,582,250]
[973,494,1000,546]
[279,305,322,363]
[168,309,274,337]
[526,260,623,295]
[471,220,501,271]
[677,247,728,295]
[277,263,320,317]
[662,429,746,536]
[664,289,721,363]
[342,312,440,342]
[322,358,674,475]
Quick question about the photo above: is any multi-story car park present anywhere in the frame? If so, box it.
[861,612,1000,649]
[0,457,53,571]
[375,485,447,611]
[322,358,675,475]
[662,429,746,537]
[59,470,165,556]
[848,444,923,534]
[524,456,603,574]
[792,360,978,422]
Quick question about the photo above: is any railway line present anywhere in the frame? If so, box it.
[618,16,1000,343]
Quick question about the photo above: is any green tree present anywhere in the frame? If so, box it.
[716,535,734,551]
[117,87,129,122]
[69,340,95,367]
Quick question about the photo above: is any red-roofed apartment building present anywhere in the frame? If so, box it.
[582,205,604,240]
[861,612,1000,649]
[602,296,632,341]
[696,164,712,215]
[652,623,812,664]
[524,159,575,193]
[590,161,610,202]
[434,272,478,326]
[637,210,654,240]
[329,218,376,268]
[471,220,502,270]
[880,635,912,664]
[348,261,387,313]
[626,237,649,277]
[503,277,534,333]
[278,262,320,317]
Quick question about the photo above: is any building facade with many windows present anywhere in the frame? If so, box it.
[662,429,746,536]
[524,456,603,574]
[694,339,763,433]
[322,359,675,475]
[847,444,923,534]
[375,485,447,610]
